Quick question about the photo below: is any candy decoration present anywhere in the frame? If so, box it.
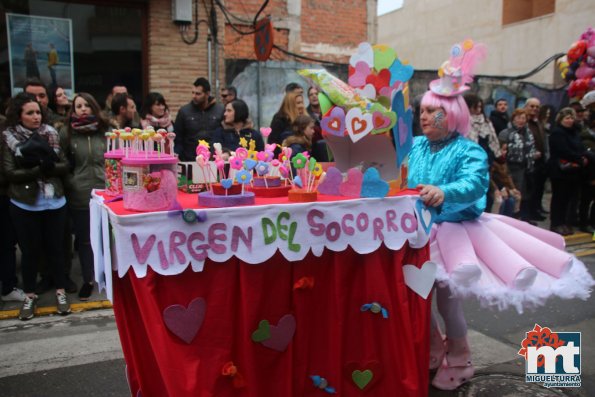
[310,375,336,394]
[221,362,246,388]
[293,276,315,290]
[360,302,389,318]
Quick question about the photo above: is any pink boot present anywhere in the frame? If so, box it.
[431,336,474,390]
[429,327,445,370]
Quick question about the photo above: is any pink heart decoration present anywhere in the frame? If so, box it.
[260,127,272,137]
[398,118,409,146]
[163,297,206,344]
[265,143,277,152]
[317,166,343,196]
[261,314,296,352]
[321,107,346,137]
[349,61,371,88]
[372,111,391,130]
[257,151,267,161]
[339,168,364,197]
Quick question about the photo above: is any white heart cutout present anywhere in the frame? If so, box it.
[355,84,376,100]
[345,108,373,143]
[403,261,437,299]
[421,208,433,229]
[349,42,374,68]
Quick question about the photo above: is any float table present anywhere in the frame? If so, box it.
[90,190,432,397]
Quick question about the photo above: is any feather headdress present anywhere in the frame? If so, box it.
[429,39,487,97]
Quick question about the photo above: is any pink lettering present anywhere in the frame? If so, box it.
[208,223,227,255]
[169,231,187,265]
[372,217,384,240]
[307,209,325,236]
[326,222,341,242]
[341,213,355,236]
[231,226,253,252]
[385,210,398,232]
[130,233,156,264]
[401,212,418,233]
[187,232,209,261]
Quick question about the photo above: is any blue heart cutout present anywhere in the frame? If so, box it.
[220,178,233,189]
[294,175,303,188]
[360,167,389,198]
[244,159,257,170]
[415,199,437,234]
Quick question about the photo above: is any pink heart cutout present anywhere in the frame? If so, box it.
[261,314,296,352]
[339,168,363,197]
[348,61,371,88]
[163,297,206,344]
[317,166,343,195]
[372,111,391,129]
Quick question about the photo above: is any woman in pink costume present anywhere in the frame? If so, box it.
[408,40,594,390]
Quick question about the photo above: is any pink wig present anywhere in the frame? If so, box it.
[421,91,471,136]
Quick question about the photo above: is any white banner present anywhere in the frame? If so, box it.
[93,194,430,281]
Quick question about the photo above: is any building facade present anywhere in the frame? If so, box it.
[0,0,376,125]
[378,0,595,86]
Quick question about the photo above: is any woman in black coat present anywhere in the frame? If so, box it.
[548,108,589,236]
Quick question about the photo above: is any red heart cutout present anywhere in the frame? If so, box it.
[329,118,341,131]
[344,361,383,391]
[365,69,391,92]
[351,118,368,134]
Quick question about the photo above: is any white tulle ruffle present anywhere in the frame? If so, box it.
[431,213,595,313]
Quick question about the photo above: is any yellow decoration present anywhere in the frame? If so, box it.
[239,137,248,148]
[198,139,210,148]
[312,163,323,177]
[248,150,257,161]
[131,128,142,136]
[248,139,256,151]
[462,39,474,51]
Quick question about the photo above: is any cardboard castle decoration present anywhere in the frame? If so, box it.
[299,42,414,191]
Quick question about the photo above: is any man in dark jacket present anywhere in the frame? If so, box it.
[489,98,509,134]
[174,77,224,161]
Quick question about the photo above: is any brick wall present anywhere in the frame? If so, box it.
[147,0,226,115]
[147,0,370,114]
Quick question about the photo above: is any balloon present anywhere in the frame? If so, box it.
[318,91,332,115]
[576,64,595,79]
[567,40,587,62]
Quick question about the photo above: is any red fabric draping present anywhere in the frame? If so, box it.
[113,244,430,397]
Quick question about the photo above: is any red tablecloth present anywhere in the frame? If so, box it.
[113,244,430,397]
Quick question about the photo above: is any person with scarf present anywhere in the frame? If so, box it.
[140,92,174,132]
[211,99,264,159]
[2,92,71,320]
[498,108,539,222]
[464,93,502,212]
[59,93,109,300]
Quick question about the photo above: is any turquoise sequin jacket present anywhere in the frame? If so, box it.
[407,134,489,223]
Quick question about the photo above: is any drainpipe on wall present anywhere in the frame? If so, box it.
[214,37,219,95]
[207,35,212,85]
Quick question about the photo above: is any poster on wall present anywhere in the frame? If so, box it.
[6,13,74,97]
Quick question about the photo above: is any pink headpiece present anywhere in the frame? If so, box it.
[429,39,487,97]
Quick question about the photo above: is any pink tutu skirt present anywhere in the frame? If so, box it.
[430,213,595,313]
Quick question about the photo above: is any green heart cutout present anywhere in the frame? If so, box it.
[251,320,271,342]
[373,45,396,72]
[369,103,397,134]
[352,369,374,390]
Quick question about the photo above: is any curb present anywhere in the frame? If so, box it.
[0,300,113,320]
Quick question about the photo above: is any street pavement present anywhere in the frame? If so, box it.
[0,228,594,396]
